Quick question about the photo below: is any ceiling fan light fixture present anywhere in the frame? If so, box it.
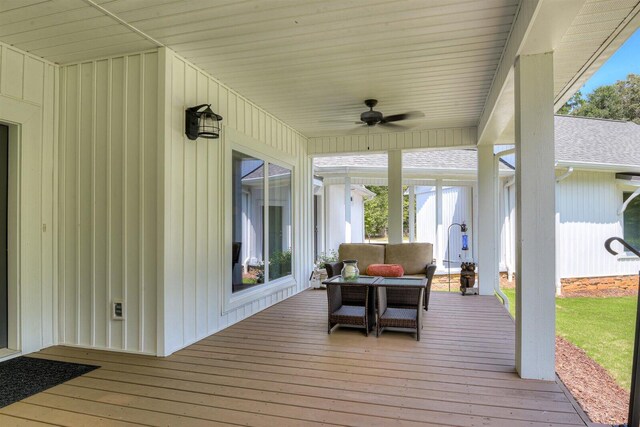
[360,109,383,126]
[345,99,425,130]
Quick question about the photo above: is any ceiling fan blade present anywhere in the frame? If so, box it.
[378,122,409,130]
[347,124,368,134]
[380,111,424,123]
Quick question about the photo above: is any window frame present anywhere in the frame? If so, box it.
[223,128,297,313]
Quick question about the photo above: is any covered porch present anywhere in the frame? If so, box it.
[0,290,587,426]
[0,2,638,423]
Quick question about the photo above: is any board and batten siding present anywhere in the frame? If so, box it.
[0,43,57,354]
[416,186,474,265]
[308,128,476,155]
[57,52,158,354]
[500,170,640,281]
[556,170,640,279]
[159,48,312,356]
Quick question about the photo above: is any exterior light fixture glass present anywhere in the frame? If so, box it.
[185,104,223,140]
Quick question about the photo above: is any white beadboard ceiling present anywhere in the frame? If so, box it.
[0,0,639,138]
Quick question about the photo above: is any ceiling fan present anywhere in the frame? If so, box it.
[355,99,424,129]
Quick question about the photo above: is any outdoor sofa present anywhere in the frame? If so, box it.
[324,243,436,310]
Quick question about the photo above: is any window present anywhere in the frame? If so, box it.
[231,150,292,293]
[268,164,292,281]
[623,191,640,249]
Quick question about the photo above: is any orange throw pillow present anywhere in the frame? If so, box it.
[366,264,404,277]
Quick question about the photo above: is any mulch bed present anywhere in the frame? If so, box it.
[556,336,629,425]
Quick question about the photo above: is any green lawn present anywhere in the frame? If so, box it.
[497,288,635,391]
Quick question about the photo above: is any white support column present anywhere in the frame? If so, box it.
[388,150,403,244]
[344,176,352,243]
[477,144,498,296]
[515,52,556,381]
[317,192,325,257]
[408,185,415,243]
[472,183,479,263]
[435,180,444,268]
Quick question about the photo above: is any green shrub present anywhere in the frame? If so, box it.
[269,249,292,280]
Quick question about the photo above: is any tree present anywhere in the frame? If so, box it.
[617,74,640,121]
[403,189,409,236]
[559,74,640,123]
[557,90,585,114]
[364,185,410,238]
[574,85,624,119]
[364,186,388,237]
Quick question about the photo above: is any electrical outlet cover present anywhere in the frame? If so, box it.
[111,300,125,320]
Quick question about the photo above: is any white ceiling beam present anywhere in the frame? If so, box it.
[477,0,585,145]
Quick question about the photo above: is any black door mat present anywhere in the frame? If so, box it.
[0,356,99,408]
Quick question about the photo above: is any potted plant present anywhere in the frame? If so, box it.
[310,250,338,289]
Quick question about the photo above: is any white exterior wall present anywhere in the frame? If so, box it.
[58,52,159,354]
[160,48,312,356]
[324,184,345,254]
[500,170,640,281]
[416,186,473,266]
[0,43,57,355]
[323,184,368,252]
[351,192,365,243]
[55,47,314,357]
[556,170,640,278]
[416,186,436,245]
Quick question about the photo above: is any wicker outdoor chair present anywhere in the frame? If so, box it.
[326,283,370,336]
[423,263,437,310]
[376,286,424,341]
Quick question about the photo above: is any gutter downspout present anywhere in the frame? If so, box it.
[556,167,574,183]
[554,167,574,296]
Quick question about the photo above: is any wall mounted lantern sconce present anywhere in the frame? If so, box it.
[185,104,223,140]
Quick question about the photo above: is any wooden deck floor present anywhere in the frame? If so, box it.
[0,290,587,426]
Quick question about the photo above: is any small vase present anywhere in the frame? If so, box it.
[341,260,359,281]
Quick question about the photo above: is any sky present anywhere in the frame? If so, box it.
[580,28,640,94]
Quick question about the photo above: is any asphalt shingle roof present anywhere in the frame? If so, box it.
[554,115,640,167]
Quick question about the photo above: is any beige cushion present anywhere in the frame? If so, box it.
[385,243,433,275]
[338,244,385,273]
